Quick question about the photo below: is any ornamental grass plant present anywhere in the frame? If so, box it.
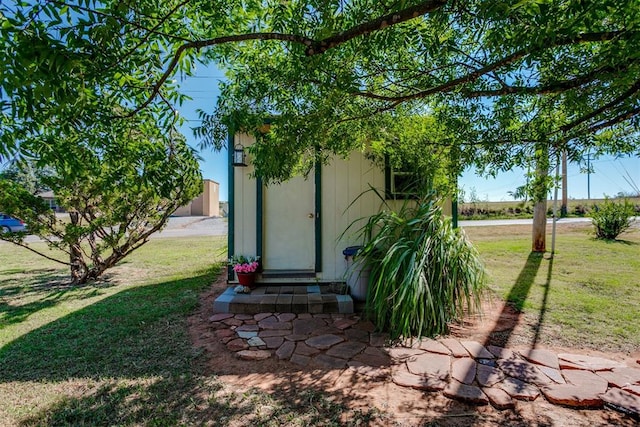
[352,192,486,340]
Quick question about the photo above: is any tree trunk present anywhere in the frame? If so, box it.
[532,198,548,252]
[68,211,88,284]
[70,243,88,284]
[531,144,550,252]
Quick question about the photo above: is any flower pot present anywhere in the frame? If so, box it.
[236,272,256,289]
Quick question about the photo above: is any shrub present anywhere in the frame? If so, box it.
[353,193,486,339]
[573,204,588,216]
[591,198,635,240]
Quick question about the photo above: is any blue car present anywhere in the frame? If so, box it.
[0,213,27,233]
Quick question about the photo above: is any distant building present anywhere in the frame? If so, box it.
[37,190,65,213]
[38,179,221,217]
[219,201,229,217]
[173,179,220,217]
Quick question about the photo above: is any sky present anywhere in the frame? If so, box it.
[177,65,640,203]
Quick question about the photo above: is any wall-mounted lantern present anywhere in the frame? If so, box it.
[232,144,247,167]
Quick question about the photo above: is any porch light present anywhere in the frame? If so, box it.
[232,144,247,167]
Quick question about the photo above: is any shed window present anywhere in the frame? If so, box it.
[385,158,420,199]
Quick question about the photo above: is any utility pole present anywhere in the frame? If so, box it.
[561,150,567,216]
[587,153,591,201]
[581,151,593,201]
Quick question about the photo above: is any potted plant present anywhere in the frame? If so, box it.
[229,255,260,289]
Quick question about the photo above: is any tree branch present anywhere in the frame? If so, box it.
[121,1,449,117]
[114,0,192,66]
[352,47,530,101]
[119,0,634,119]
[351,31,636,102]
[305,0,448,55]
[50,0,193,43]
[560,79,640,133]
[466,60,640,98]
[118,32,318,117]
[587,105,640,133]
[1,240,70,267]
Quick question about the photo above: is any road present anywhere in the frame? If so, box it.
[458,217,592,227]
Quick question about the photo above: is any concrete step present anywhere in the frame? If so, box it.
[213,284,354,314]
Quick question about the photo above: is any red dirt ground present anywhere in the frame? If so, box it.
[188,275,639,426]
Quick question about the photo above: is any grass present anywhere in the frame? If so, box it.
[464,222,640,352]
[0,237,378,426]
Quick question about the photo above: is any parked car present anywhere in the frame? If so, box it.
[0,213,27,233]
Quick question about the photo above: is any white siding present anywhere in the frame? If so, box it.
[320,152,386,281]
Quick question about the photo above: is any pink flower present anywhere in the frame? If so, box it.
[233,261,259,273]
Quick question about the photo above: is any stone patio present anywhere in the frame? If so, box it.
[208,311,640,419]
[212,284,354,314]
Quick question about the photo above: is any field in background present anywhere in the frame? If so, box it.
[458,196,640,220]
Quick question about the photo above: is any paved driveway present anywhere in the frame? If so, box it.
[152,216,228,238]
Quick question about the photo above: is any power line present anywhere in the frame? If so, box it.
[180,75,226,79]
[180,89,220,92]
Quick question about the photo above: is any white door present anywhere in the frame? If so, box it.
[263,174,315,270]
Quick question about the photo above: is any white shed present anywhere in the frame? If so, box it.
[228,132,451,284]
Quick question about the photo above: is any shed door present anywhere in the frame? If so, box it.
[263,174,315,271]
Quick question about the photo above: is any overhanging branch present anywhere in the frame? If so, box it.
[305,0,447,55]
[560,79,640,133]
[587,105,640,133]
[1,239,70,267]
[352,31,636,103]
[122,1,448,117]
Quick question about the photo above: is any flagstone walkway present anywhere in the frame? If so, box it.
[209,311,640,419]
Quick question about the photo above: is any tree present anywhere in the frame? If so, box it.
[0,120,202,284]
[2,1,640,253]
[355,114,457,196]
[0,160,54,194]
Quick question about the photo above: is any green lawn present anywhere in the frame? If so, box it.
[0,237,376,426]
[465,223,640,353]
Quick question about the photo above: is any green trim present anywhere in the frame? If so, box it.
[256,177,263,260]
[384,154,392,199]
[227,129,235,281]
[451,145,460,228]
[315,162,322,272]
[452,198,458,228]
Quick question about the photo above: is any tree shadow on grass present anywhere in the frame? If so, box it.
[505,251,544,312]
[598,238,639,246]
[1,269,380,425]
[0,269,116,328]
[0,268,71,295]
[17,373,379,427]
[481,250,558,351]
[0,272,217,382]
